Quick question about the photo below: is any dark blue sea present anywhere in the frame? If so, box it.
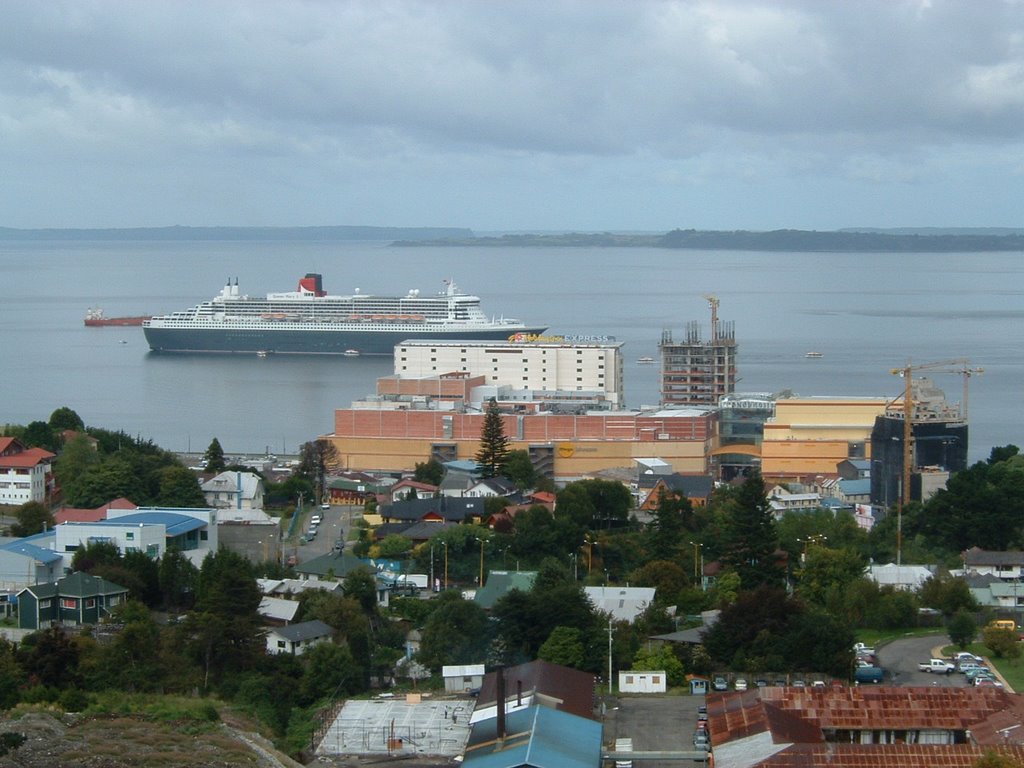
[1,240,1020,464]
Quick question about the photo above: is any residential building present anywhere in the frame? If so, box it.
[707,686,1024,768]
[584,585,655,623]
[471,659,598,724]
[388,479,439,502]
[962,547,1024,581]
[866,562,935,591]
[17,571,128,630]
[265,619,332,656]
[659,296,737,407]
[0,437,55,505]
[767,485,822,517]
[394,338,626,409]
[201,470,264,510]
[638,473,715,510]
[442,664,485,693]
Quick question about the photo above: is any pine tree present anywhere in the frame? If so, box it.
[203,437,226,473]
[719,473,783,589]
[475,398,510,478]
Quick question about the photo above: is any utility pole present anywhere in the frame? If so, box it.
[607,617,614,695]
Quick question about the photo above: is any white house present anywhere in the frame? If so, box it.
[962,547,1024,581]
[265,619,332,656]
[442,663,485,693]
[584,586,656,623]
[202,471,264,510]
[866,562,934,591]
[0,438,55,505]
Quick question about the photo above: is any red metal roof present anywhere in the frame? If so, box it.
[0,446,55,468]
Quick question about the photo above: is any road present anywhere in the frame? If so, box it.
[876,634,969,688]
[287,502,349,565]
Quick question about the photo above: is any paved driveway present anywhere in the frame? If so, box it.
[876,634,970,688]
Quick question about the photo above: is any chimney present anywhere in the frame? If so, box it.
[495,667,506,741]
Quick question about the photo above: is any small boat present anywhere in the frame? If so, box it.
[636,356,655,364]
[343,349,360,357]
[256,351,268,358]
[805,351,823,358]
[119,339,128,345]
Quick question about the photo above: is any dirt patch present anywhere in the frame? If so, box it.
[0,711,299,768]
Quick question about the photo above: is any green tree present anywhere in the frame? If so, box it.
[158,549,198,610]
[719,473,783,589]
[11,501,55,537]
[796,546,866,607]
[504,450,537,489]
[982,626,1022,659]
[48,407,84,432]
[474,398,510,478]
[948,609,977,650]
[647,489,693,560]
[418,591,491,670]
[54,433,100,502]
[70,456,146,507]
[298,439,339,503]
[556,479,632,531]
[203,438,226,473]
[300,642,364,701]
[919,574,978,616]
[631,644,686,687]
[630,560,690,606]
[156,465,206,507]
[377,534,413,559]
[71,539,122,573]
[0,639,24,710]
[413,458,444,486]
[17,625,82,689]
[538,626,585,669]
[21,421,57,451]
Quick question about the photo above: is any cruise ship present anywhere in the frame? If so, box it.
[143,274,547,356]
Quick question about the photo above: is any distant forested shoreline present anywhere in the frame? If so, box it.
[393,228,1024,252]
[2,225,1024,251]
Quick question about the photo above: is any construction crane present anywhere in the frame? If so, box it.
[888,359,983,568]
[702,294,719,341]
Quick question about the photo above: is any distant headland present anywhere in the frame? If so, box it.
[393,227,1024,252]
[2,225,1024,251]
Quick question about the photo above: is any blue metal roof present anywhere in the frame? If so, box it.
[65,512,206,537]
[464,706,602,768]
[0,538,63,564]
[839,478,871,495]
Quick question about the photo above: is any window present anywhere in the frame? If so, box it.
[61,598,76,609]
[126,531,134,540]
[39,599,52,609]
[277,640,285,648]
[85,598,95,609]
[200,531,208,541]
[626,675,635,684]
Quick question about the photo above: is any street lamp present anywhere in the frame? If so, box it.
[585,535,595,574]
[798,534,828,563]
[689,541,705,592]
[443,541,449,590]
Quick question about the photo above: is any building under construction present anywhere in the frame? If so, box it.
[659,295,737,407]
[870,376,969,508]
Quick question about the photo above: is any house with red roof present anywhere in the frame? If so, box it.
[0,437,55,505]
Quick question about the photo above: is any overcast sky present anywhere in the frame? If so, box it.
[3,0,1024,231]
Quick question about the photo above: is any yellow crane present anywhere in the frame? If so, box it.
[889,359,983,567]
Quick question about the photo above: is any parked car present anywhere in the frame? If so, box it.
[310,514,322,526]
[693,731,710,748]
[712,676,728,691]
[320,503,331,510]
[734,678,748,691]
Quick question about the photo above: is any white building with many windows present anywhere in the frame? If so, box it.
[393,338,625,408]
[0,438,55,505]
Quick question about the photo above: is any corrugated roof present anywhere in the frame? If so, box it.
[474,571,537,609]
[476,660,596,721]
[271,619,331,642]
[81,511,207,536]
[463,705,602,768]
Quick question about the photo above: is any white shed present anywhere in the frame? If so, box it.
[618,670,667,694]
[442,663,485,693]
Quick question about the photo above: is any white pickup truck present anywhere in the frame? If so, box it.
[918,658,955,674]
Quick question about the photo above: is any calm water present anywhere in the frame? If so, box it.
[1,241,1021,463]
